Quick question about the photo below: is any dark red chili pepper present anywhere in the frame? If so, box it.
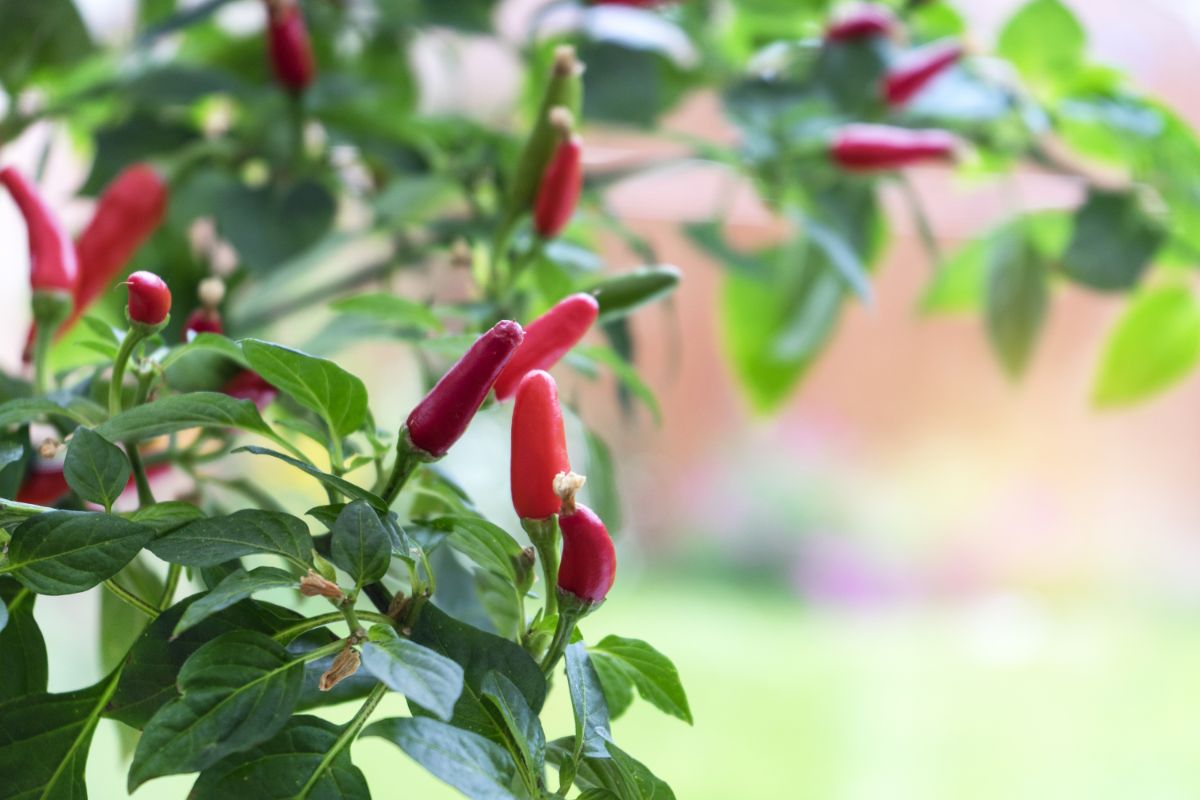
[266,0,315,93]
[558,501,616,603]
[125,271,172,326]
[0,167,77,294]
[830,124,957,171]
[533,135,583,239]
[406,320,525,458]
[16,467,70,506]
[223,370,278,411]
[511,370,570,520]
[825,5,898,42]
[184,308,224,338]
[74,163,168,319]
[492,293,599,401]
[883,40,962,106]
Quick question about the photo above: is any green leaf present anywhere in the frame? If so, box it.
[159,332,249,371]
[213,179,336,273]
[129,630,308,789]
[589,266,682,322]
[235,446,390,513]
[96,392,274,441]
[360,624,465,721]
[241,339,368,438]
[565,642,613,759]
[430,516,525,587]
[0,0,93,89]
[804,214,873,306]
[0,443,23,472]
[190,715,370,800]
[985,230,1049,377]
[365,716,518,800]
[997,0,1085,97]
[921,236,989,315]
[0,396,105,428]
[481,671,547,776]
[549,737,677,800]
[5,511,155,595]
[0,497,47,530]
[148,509,314,569]
[590,653,635,721]
[0,675,115,800]
[63,427,130,510]
[329,500,392,586]
[172,567,298,639]
[0,581,46,703]
[129,500,205,534]
[330,293,444,332]
[1061,190,1165,291]
[570,344,662,422]
[1092,285,1200,407]
[410,602,546,741]
[590,636,692,724]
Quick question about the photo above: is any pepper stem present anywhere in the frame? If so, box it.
[30,290,72,397]
[522,516,560,619]
[380,427,427,506]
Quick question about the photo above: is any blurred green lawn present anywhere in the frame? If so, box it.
[92,576,1200,799]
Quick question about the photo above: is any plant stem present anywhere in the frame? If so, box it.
[272,612,348,644]
[380,436,422,506]
[297,683,388,798]
[538,604,578,676]
[103,579,159,618]
[108,330,147,418]
[31,324,55,397]
[523,517,559,619]
[158,564,181,611]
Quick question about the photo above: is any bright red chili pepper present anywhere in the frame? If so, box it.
[0,167,77,294]
[825,5,898,42]
[492,293,599,401]
[883,40,963,106]
[558,501,616,603]
[533,135,583,239]
[406,320,525,458]
[16,467,70,506]
[511,370,570,520]
[125,271,172,326]
[266,0,315,93]
[830,124,957,171]
[223,370,279,411]
[184,308,224,338]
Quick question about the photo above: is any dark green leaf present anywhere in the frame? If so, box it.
[190,715,370,800]
[360,624,464,721]
[1093,285,1200,407]
[149,509,314,569]
[0,443,23,472]
[129,501,205,534]
[96,392,274,442]
[1061,191,1165,291]
[0,0,92,88]
[565,642,612,759]
[0,396,105,428]
[235,446,389,513]
[590,636,692,724]
[241,339,368,438]
[213,180,336,273]
[429,516,524,586]
[481,671,546,775]
[129,630,307,789]
[329,500,392,585]
[548,737,676,800]
[5,512,155,595]
[63,428,130,510]
[172,567,298,639]
[985,230,1048,377]
[0,581,46,703]
[365,716,518,800]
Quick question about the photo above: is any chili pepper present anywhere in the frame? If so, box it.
[533,133,583,239]
[883,40,962,106]
[825,5,898,42]
[15,467,70,506]
[184,308,224,338]
[223,370,279,411]
[830,124,957,171]
[492,293,599,401]
[558,501,616,604]
[125,271,172,326]
[0,167,77,294]
[510,370,570,520]
[590,265,681,322]
[406,320,525,458]
[266,0,315,93]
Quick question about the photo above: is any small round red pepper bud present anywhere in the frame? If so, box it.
[883,40,963,106]
[510,370,570,521]
[533,127,583,240]
[0,166,78,294]
[492,293,599,401]
[16,466,70,507]
[223,370,279,411]
[124,271,172,326]
[825,4,898,42]
[557,501,616,605]
[184,308,224,338]
[406,320,525,458]
[830,124,958,171]
[266,0,316,93]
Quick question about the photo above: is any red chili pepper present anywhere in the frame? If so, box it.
[511,370,570,520]
[533,135,583,239]
[883,40,963,106]
[16,467,70,506]
[830,124,957,171]
[266,0,316,93]
[558,501,616,603]
[0,167,78,294]
[184,308,224,338]
[825,5,898,42]
[406,320,525,458]
[492,293,599,401]
[125,271,172,326]
[223,370,278,411]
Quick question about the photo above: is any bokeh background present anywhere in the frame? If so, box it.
[5,0,1200,797]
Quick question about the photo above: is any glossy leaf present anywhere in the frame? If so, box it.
[565,642,613,759]
[63,427,130,510]
[589,636,692,724]
[359,624,465,721]
[128,500,205,534]
[172,567,298,638]
[0,396,106,428]
[0,581,46,703]
[365,716,518,800]
[481,671,547,775]
[1093,284,1200,407]
[430,516,525,587]
[241,339,368,438]
[4,511,155,595]
[148,509,314,569]
[549,737,676,800]
[96,392,274,442]
[590,653,635,721]
[329,500,392,586]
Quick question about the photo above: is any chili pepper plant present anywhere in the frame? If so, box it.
[0,0,1198,798]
